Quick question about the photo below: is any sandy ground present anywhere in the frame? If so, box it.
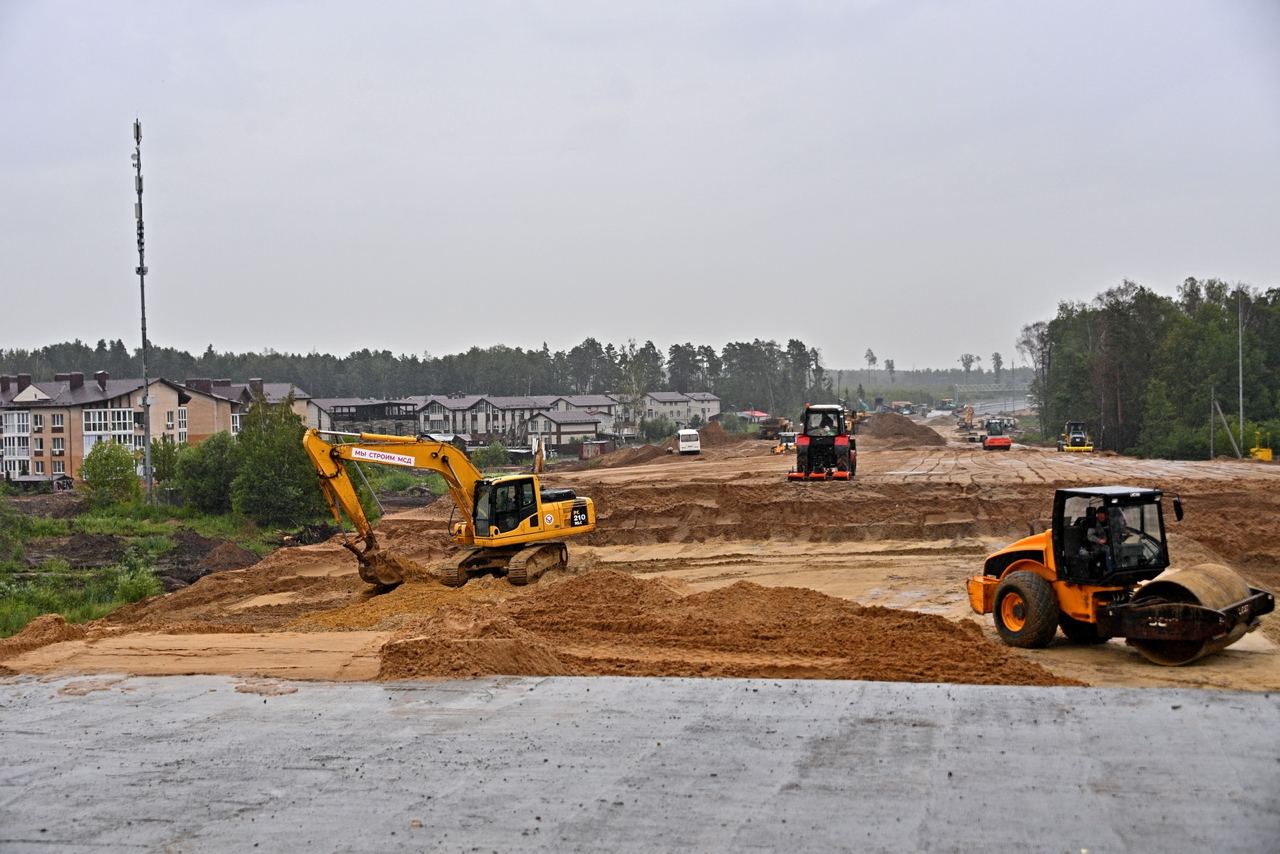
[3,423,1278,690]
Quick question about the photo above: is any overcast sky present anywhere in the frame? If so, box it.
[2,1,1277,370]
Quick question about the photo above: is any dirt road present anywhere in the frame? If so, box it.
[4,424,1277,690]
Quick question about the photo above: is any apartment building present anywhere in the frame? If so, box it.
[182,378,324,432]
[0,372,238,484]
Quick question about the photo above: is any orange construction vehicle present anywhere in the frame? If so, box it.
[967,486,1272,665]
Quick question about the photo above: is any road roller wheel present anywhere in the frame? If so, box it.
[1059,612,1111,645]
[993,571,1059,648]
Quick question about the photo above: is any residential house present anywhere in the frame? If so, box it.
[521,410,602,450]
[310,396,426,436]
[0,372,238,484]
[643,391,692,426]
[418,394,488,437]
[684,391,721,425]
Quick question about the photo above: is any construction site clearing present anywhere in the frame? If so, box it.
[3,414,1278,692]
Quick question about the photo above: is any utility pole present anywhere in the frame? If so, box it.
[1238,289,1244,448]
[131,119,154,502]
[1210,384,1214,459]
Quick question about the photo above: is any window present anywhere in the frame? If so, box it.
[51,413,64,431]
[34,461,44,475]
[2,411,30,434]
[31,413,42,431]
[33,437,43,453]
[84,410,109,433]
[177,408,188,443]
[53,460,65,474]
[165,410,175,430]
[231,414,241,435]
[110,410,133,432]
[52,437,65,456]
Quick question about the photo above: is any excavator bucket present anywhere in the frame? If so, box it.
[1098,563,1274,665]
[341,536,427,587]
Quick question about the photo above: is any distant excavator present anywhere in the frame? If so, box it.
[302,429,595,588]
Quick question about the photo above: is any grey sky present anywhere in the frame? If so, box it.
[2,1,1277,370]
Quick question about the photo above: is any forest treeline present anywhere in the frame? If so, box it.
[6,275,1276,459]
[0,337,839,419]
[1019,278,1280,457]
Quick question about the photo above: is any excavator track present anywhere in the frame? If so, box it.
[506,542,570,586]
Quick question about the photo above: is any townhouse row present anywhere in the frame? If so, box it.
[316,390,721,448]
[1,371,720,483]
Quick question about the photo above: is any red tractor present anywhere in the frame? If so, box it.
[981,419,1012,451]
[788,404,856,481]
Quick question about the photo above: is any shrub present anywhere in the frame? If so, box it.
[472,442,510,470]
[150,435,181,484]
[80,441,142,508]
[640,416,675,442]
[175,431,240,513]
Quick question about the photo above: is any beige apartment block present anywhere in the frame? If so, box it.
[0,372,239,484]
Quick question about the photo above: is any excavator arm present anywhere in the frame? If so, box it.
[302,429,486,585]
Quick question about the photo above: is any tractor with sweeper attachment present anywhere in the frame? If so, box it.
[967,486,1272,665]
[788,404,856,481]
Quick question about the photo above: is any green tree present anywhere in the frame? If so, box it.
[884,359,896,384]
[230,396,325,526]
[990,352,1003,382]
[641,415,676,442]
[80,441,141,508]
[471,441,510,469]
[959,353,977,379]
[150,435,181,484]
[175,431,240,514]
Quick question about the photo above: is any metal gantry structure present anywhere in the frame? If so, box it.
[132,119,154,500]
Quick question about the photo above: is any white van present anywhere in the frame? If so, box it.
[676,429,701,455]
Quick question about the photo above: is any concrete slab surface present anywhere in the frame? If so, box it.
[1,675,1277,853]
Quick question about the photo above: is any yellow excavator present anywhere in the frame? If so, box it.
[303,429,596,588]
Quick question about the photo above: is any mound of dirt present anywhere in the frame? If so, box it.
[859,412,947,449]
[0,614,87,659]
[155,530,261,590]
[698,421,746,447]
[592,444,669,468]
[376,570,1073,686]
[54,533,127,568]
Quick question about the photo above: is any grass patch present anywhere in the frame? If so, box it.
[0,552,162,638]
[72,513,172,538]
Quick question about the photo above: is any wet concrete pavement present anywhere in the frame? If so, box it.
[2,675,1277,852]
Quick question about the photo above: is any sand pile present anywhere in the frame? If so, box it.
[698,421,746,447]
[859,412,947,449]
[377,570,1073,686]
[592,444,669,468]
[0,614,87,660]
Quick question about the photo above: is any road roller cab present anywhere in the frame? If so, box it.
[967,486,1274,665]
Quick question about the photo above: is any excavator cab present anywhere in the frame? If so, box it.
[473,476,589,540]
